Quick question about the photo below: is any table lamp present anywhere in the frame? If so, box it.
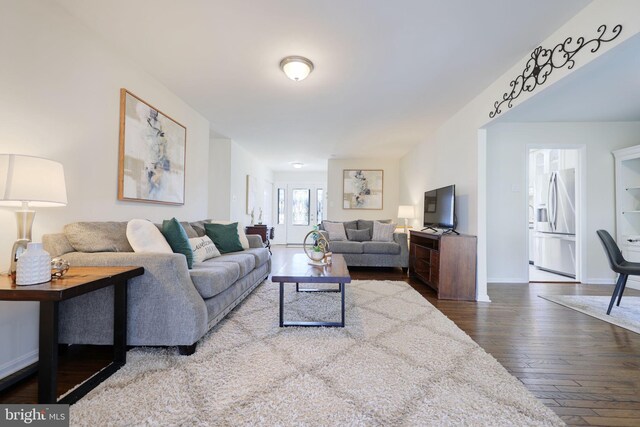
[397,205,415,235]
[0,154,67,282]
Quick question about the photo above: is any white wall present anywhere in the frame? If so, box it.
[399,1,640,300]
[273,171,328,183]
[486,122,640,284]
[229,141,274,226]
[327,158,400,222]
[209,138,232,220]
[0,0,210,379]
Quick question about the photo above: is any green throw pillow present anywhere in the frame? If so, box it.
[204,222,243,254]
[162,218,194,269]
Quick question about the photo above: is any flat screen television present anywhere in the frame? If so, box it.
[423,185,456,229]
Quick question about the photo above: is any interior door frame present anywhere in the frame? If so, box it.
[525,144,586,283]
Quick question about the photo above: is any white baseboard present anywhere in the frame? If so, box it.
[585,278,616,285]
[476,293,491,302]
[488,277,528,284]
[0,349,38,380]
[490,277,621,286]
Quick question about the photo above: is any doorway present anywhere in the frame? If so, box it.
[528,148,581,283]
[273,182,325,245]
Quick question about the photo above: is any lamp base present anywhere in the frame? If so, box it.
[10,239,30,283]
[9,207,35,283]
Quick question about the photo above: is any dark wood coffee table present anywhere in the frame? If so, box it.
[271,253,351,327]
[0,266,144,404]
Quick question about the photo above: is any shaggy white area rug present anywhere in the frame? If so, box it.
[70,280,563,426]
[539,295,640,335]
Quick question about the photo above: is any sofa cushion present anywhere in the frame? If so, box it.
[346,228,371,242]
[209,252,256,277]
[323,222,348,241]
[321,220,357,232]
[208,220,250,249]
[64,222,133,253]
[189,236,221,263]
[189,262,240,299]
[372,221,396,242]
[362,241,401,255]
[357,219,392,238]
[126,219,173,254]
[162,218,194,269]
[329,241,364,254]
[181,222,199,238]
[190,221,207,237]
[205,222,244,254]
[242,248,270,268]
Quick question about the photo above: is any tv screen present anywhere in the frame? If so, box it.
[423,185,455,229]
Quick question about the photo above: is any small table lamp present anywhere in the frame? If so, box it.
[397,205,415,235]
[0,154,67,282]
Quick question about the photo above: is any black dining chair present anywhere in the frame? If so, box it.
[596,229,640,315]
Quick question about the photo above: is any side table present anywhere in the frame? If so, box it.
[0,266,144,404]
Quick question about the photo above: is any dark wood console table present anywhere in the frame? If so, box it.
[0,266,144,404]
[409,230,477,300]
[245,225,274,254]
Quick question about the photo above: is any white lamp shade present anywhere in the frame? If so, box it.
[0,154,67,207]
[397,205,415,219]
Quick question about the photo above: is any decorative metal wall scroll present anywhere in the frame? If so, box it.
[489,24,622,118]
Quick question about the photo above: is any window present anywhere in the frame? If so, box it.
[292,189,310,225]
[277,188,285,225]
[316,188,324,225]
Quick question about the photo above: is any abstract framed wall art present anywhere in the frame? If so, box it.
[343,169,383,209]
[118,89,186,205]
[246,174,257,215]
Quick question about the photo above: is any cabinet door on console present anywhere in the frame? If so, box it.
[430,250,440,287]
[412,244,432,285]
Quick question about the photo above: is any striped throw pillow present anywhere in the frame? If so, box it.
[371,221,396,242]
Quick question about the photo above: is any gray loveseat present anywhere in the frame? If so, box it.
[43,220,270,355]
[319,220,409,271]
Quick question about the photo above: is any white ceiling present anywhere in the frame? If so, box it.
[56,0,590,170]
[494,33,640,123]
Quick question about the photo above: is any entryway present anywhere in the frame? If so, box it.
[528,148,581,283]
[273,182,325,245]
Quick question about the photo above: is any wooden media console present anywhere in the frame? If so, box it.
[409,230,477,300]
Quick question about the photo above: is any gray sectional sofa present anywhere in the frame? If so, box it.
[319,220,409,270]
[43,220,270,355]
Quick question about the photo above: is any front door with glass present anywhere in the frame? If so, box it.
[285,184,324,244]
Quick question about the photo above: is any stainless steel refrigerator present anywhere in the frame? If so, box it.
[533,168,576,278]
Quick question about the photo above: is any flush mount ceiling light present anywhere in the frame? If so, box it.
[280,56,314,81]
[291,162,304,169]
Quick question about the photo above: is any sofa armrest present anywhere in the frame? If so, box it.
[393,233,410,268]
[247,235,264,248]
[58,252,208,346]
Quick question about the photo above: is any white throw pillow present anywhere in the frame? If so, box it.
[372,221,396,242]
[323,222,347,241]
[126,219,173,253]
[189,236,221,263]
[208,220,250,249]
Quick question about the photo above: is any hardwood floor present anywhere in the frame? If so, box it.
[2,246,639,427]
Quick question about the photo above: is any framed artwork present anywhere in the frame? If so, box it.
[118,89,186,205]
[246,174,257,215]
[343,169,384,209]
